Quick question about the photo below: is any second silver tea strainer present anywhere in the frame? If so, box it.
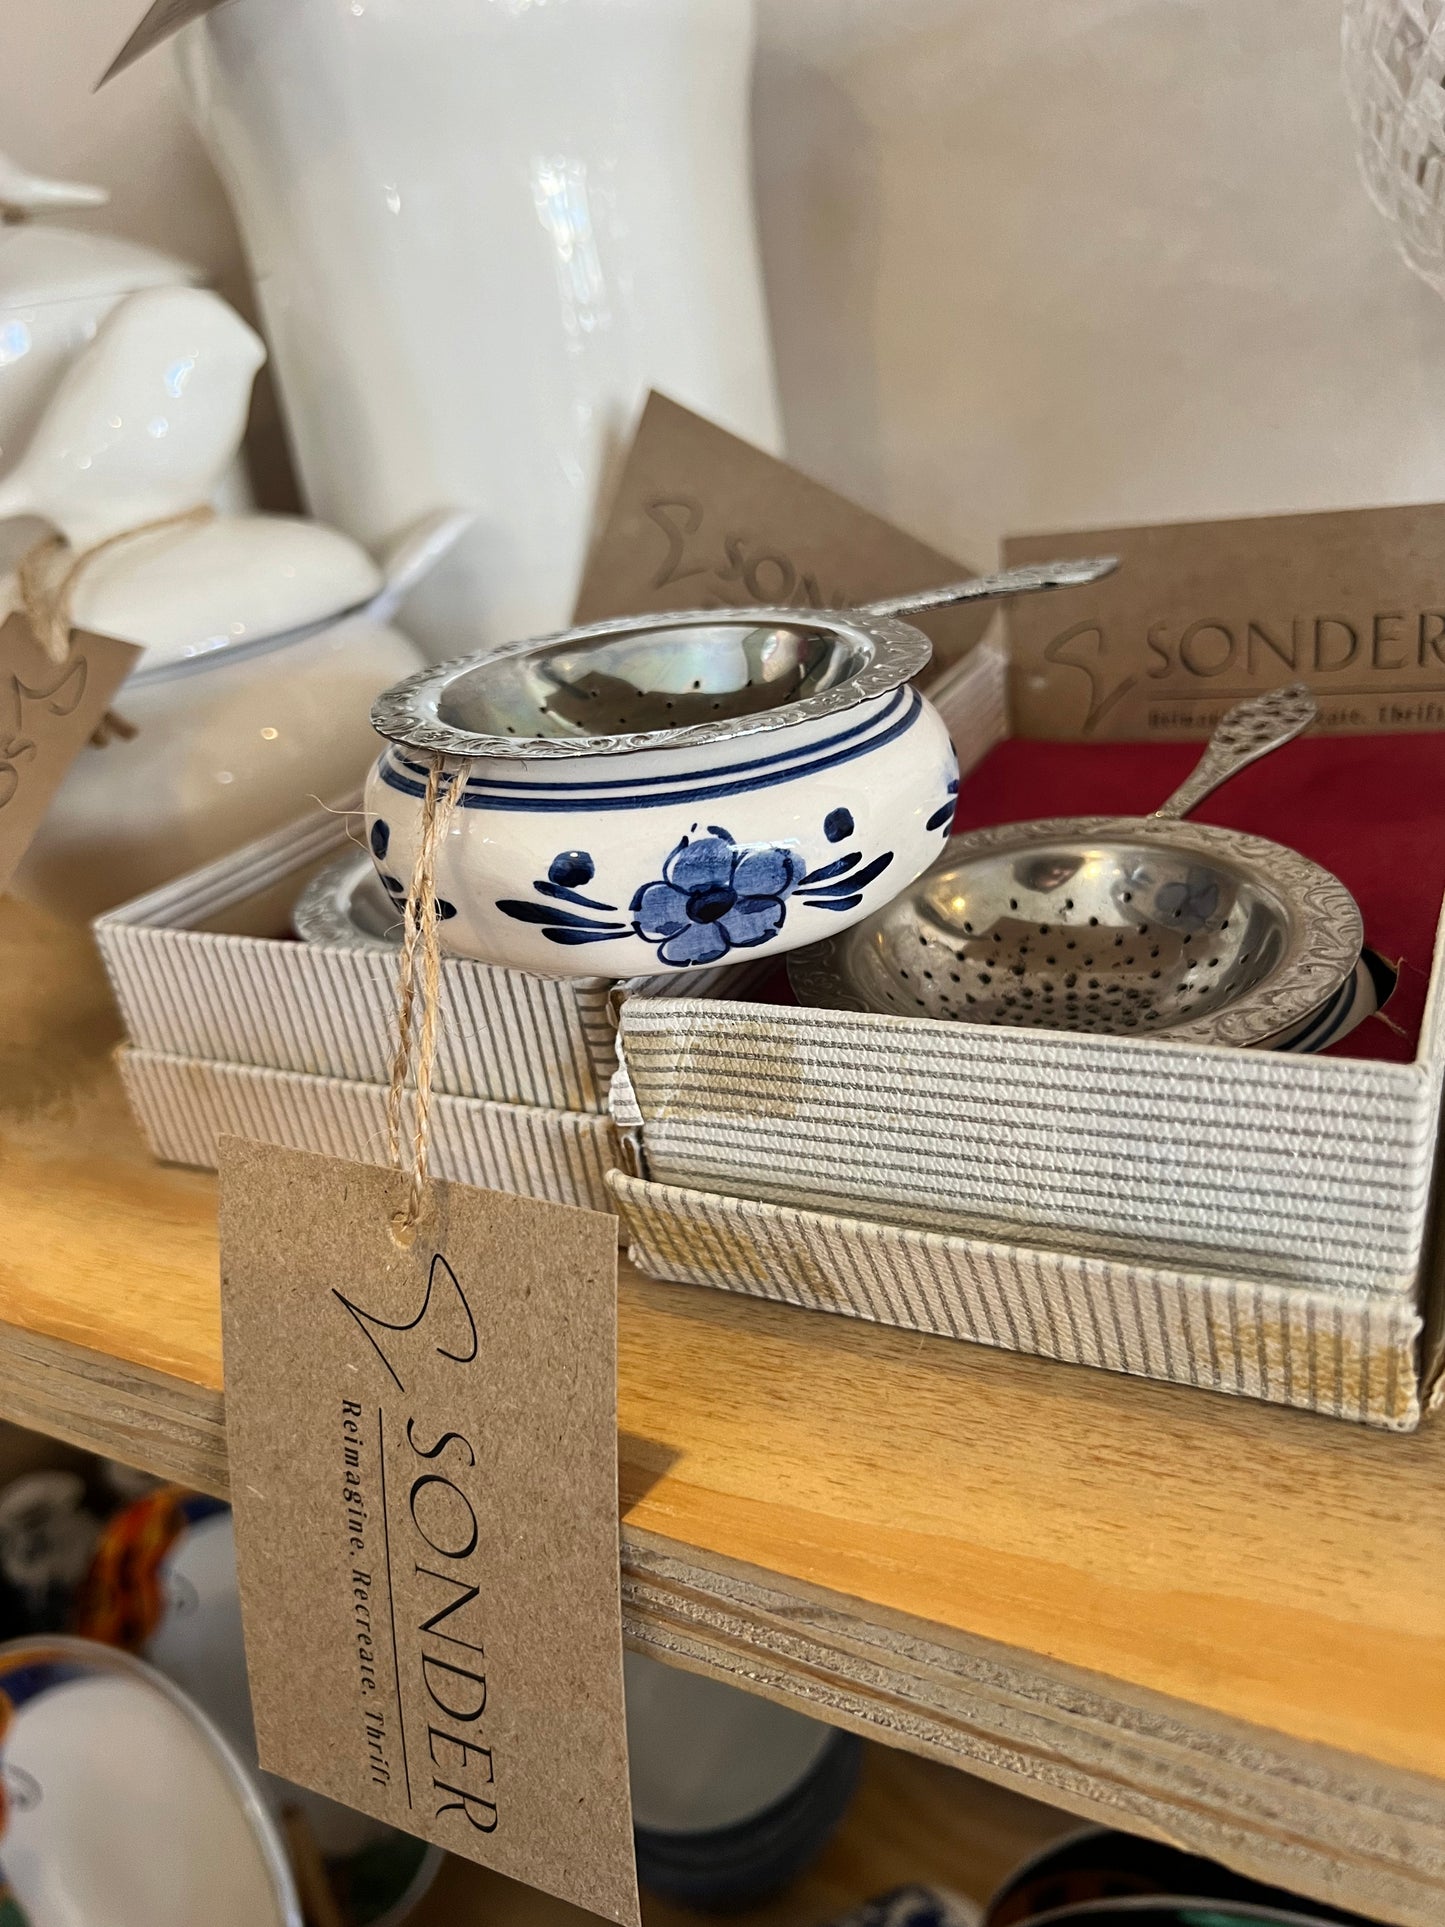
[789,684,1363,1049]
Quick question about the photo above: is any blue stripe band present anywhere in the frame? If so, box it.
[379,689,924,813]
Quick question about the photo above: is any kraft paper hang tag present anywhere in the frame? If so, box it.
[1004,502,1445,739]
[98,0,229,85]
[574,391,991,674]
[219,1141,640,1927]
[0,615,140,894]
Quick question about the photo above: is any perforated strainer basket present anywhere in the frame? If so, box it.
[789,686,1363,1050]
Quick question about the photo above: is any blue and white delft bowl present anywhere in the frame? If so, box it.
[365,607,959,978]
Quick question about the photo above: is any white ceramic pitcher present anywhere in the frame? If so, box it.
[176,0,781,657]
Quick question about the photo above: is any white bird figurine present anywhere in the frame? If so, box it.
[0,149,108,218]
[0,284,265,547]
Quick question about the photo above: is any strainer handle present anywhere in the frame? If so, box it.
[863,555,1118,619]
[1152,683,1319,822]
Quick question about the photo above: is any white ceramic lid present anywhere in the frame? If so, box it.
[0,223,199,313]
[66,512,383,669]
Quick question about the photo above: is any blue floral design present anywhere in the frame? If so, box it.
[368,818,456,921]
[496,813,895,962]
[632,829,808,967]
[926,760,961,833]
[548,850,595,888]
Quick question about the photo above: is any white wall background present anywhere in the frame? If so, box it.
[4,0,1443,566]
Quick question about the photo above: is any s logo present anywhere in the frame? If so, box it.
[1043,620,1138,735]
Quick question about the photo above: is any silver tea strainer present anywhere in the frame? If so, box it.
[789,684,1364,1049]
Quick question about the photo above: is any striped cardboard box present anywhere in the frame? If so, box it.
[609,1172,1434,1430]
[95,796,763,1116]
[122,1048,626,1217]
[613,639,1445,1298]
[614,991,1445,1297]
[606,643,1445,1423]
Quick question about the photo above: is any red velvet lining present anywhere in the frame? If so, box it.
[949,734,1445,1061]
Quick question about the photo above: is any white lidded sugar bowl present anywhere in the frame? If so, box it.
[12,517,445,920]
[0,151,200,480]
[0,280,456,919]
[0,150,242,577]
[364,564,1117,979]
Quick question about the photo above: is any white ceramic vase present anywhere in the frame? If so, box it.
[177,0,781,658]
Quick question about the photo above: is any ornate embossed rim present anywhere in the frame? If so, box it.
[293,853,397,951]
[789,817,1363,1052]
[369,607,933,761]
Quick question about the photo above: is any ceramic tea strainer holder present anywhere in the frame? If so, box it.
[364,560,1115,978]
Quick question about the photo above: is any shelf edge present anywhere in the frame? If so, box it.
[0,1318,1440,1927]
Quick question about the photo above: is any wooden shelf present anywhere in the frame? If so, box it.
[1,898,1443,1926]
[409,1743,1073,1927]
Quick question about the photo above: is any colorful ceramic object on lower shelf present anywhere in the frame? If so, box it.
[982,1826,1377,1927]
[75,1494,440,1927]
[823,1887,982,1927]
[0,1634,300,1927]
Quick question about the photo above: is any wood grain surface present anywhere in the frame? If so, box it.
[408,1743,1073,1927]
[2,896,1443,1924]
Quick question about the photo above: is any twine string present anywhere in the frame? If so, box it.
[16,506,218,665]
[15,507,218,746]
[385,753,462,1239]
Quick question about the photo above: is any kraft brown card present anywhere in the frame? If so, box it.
[1005,502,1445,739]
[219,1141,639,1927]
[0,615,141,893]
[574,391,990,673]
